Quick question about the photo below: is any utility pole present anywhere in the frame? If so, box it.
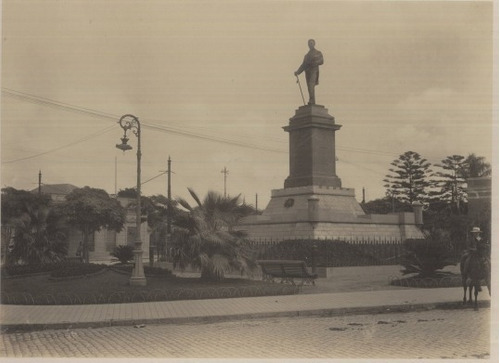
[255,193,258,213]
[221,167,229,198]
[166,156,172,260]
[362,187,366,204]
[114,156,117,196]
[38,170,42,195]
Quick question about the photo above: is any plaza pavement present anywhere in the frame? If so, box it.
[0,265,492,331]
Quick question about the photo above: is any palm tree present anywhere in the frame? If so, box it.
[462,153,491,178]
[171,188,256,281]
[10,204,68,265]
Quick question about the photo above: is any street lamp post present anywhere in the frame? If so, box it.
[116,114,147,286]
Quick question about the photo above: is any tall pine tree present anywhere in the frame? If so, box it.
[383,151,433,208]
[432,155,468,214]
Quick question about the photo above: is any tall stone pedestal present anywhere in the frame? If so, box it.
[284,104,342,188]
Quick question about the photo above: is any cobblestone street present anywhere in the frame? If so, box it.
[0,308,491,359]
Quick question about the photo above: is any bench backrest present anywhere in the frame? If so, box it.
[282,263,308,277]
[261,264,285,276]
[257,260,309,277]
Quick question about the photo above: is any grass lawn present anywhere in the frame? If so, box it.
[1,266,299,305]
[1,264,463,305]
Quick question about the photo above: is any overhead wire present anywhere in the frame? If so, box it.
[2,125,116,164]
[2,88,118,121]
[2,88,287,154]
[2,88,399,166]
[141,171,167,186]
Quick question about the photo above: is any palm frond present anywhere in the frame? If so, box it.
[188,188,203,208]
[176,197,193,212]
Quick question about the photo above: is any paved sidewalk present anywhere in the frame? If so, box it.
[0,286,491,331]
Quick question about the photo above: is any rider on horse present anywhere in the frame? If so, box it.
[461,226,490,292]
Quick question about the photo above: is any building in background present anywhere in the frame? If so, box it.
[32,184,150,263]
[466,176,492,237]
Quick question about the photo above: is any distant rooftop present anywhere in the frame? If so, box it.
[30,184,79,196]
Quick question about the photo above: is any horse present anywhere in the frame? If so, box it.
[460,245,491,310]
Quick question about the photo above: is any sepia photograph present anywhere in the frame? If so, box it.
[1,0,497,361]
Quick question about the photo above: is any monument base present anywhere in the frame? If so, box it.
[237,185,424,243]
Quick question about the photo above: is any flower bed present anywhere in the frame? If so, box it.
[1,283,299,305]
[2,260,87,278]
[110,264,173,277]
[49,263,107,278]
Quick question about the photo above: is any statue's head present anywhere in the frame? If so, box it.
[308,39,316,49]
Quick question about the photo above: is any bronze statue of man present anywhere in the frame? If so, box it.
[294,39,324,105]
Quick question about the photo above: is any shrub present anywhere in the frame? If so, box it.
[144,266,173,277]
[400,239,457,278]
[111,245,134,264]
[50,263,106,278]
[111,264,173,277]
[2,263,60,276]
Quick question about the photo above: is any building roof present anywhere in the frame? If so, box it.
[30,184,79,196]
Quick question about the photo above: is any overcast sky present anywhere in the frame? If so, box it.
[1,0,496,208]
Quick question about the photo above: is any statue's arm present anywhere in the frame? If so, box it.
[317,51,324,66]
[295,55,308,75]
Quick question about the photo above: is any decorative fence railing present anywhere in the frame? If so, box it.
[248,238,464,268]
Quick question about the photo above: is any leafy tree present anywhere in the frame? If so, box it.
[147,194,186,261]
[64,187,126,263]
[432,155,468,214]
[361,196,409,214]
[460,154,491,239]
[116,187,138,199]
[383,151,433,208]
[463,153,491,178]
[422,206,469,257]
[1,187,51,225]
[118,188,189,261]
[171,188,256,281]
[117,188,151,223]
[9,203,68,265]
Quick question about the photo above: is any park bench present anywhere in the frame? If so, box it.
[257,260,318,286]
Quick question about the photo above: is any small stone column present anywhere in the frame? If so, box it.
[412,202,424,225]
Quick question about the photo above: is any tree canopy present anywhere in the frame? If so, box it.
[383,151,433,207]
[432,155,468,214]
[9,203,68,265]
[64,186,126,263]
[1,187,67,265]
[463,153,491,178]
[1,187,51,225]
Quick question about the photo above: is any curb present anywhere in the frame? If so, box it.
[0,300,490,333]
